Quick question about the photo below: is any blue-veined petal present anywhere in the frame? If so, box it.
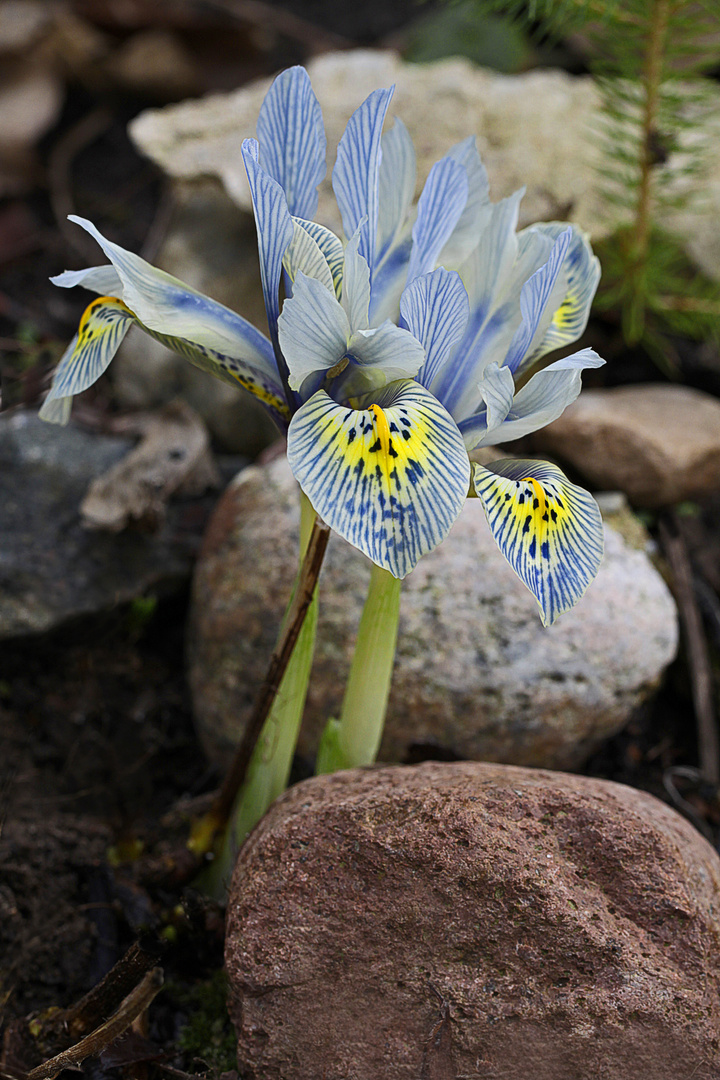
[283,219,336,294]
[399,268,469,390]
[39,297,134,425]
[278,271,350,389]
[341,227,371,332]
[332,87,394,273]
[514,224,601,375]
[52,264,123,296]
[433,221,555,423]
[287,381,471,578]
[61,216,279,385]
[292,217,344,297]
[473,458,603,626]
[503,227,572,375]
[368,234,413,326]
[242,139,294,346]
[376,117,416,264]
[406,157,468,286]
[256,66,326,220]
[438,137,489,269]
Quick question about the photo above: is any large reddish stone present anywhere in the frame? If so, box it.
[226,762,720,1080]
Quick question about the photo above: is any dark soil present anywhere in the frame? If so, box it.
[1,3,720,1080]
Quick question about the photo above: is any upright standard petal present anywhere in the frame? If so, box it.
[405,157,468,286]
[256,66,326,220]
[437,137,490,269]
[39,297,134,425]
[376,117,416,265]
[242,139,294,348]
[332,87,394,274]
[399,268,469,390]
[473,458,603,626]
[287,381,471,578]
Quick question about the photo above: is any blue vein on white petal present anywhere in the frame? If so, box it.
[292,218,344,296]
[63,216,277,379]
[287,380,470,578]
[405,156,468,286]
[332,87,394,276]
[437,137,489,269]
[503,227,572,375]
[399,268,469,390]
[473,458,603,626]
[376,117,416,267]
[242,139,294,352]
[514,224,601,376]
[257,66,326,220]
[283,219,336,294]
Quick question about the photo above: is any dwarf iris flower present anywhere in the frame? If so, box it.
[42,65,604,632]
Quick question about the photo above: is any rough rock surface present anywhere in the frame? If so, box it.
[532,385,720,508]
[189,455,678,770]
[130,49,720,284]
[226,761,720,1080]
[112,180,277,455]
[0,410,217,639]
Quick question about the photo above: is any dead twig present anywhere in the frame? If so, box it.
[189,513,330,855]
[48,107,113,264]
[658,513,719,785]
[25,969,164,1080]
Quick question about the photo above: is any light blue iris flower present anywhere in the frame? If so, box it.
[41,65,605,625]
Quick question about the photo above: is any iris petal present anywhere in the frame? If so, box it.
[287,381,471,578]
[438,137,490,269]
[376,116,416,265]
[39,297,134,425]
[406,156,468,286]
[62,216,277,381]
[473,458,603,626]
[503,227,572,375]
[278,271,350,389]
[283,219,336,294]
[514,224,601,375]
[256,66,326,220]
[292,217,344,297]
[242,139,294,348]
[399,267,469,390]
[332,87,394,275]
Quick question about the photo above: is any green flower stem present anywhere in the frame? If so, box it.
[316,563,401,773]
[201,491,319,896]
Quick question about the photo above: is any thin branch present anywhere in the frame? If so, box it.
[189,513,330,854]
[659,514,719,785]
[25,969,164,1080]
[48,108,113,264]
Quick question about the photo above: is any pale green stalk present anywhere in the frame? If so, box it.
[202,491,319,896]
[316,563,401,773]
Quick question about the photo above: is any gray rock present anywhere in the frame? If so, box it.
[129,49,720,284]
[532,385,720,508]
[226,761,720,1080]
[0,410,216,639]
[112,180,278,456]
[188,454,678,770]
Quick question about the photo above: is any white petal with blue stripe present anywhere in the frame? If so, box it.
[288,381,471,578]
[256,66,326,220]
[473,458,603,626]
[399,268,469,390]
